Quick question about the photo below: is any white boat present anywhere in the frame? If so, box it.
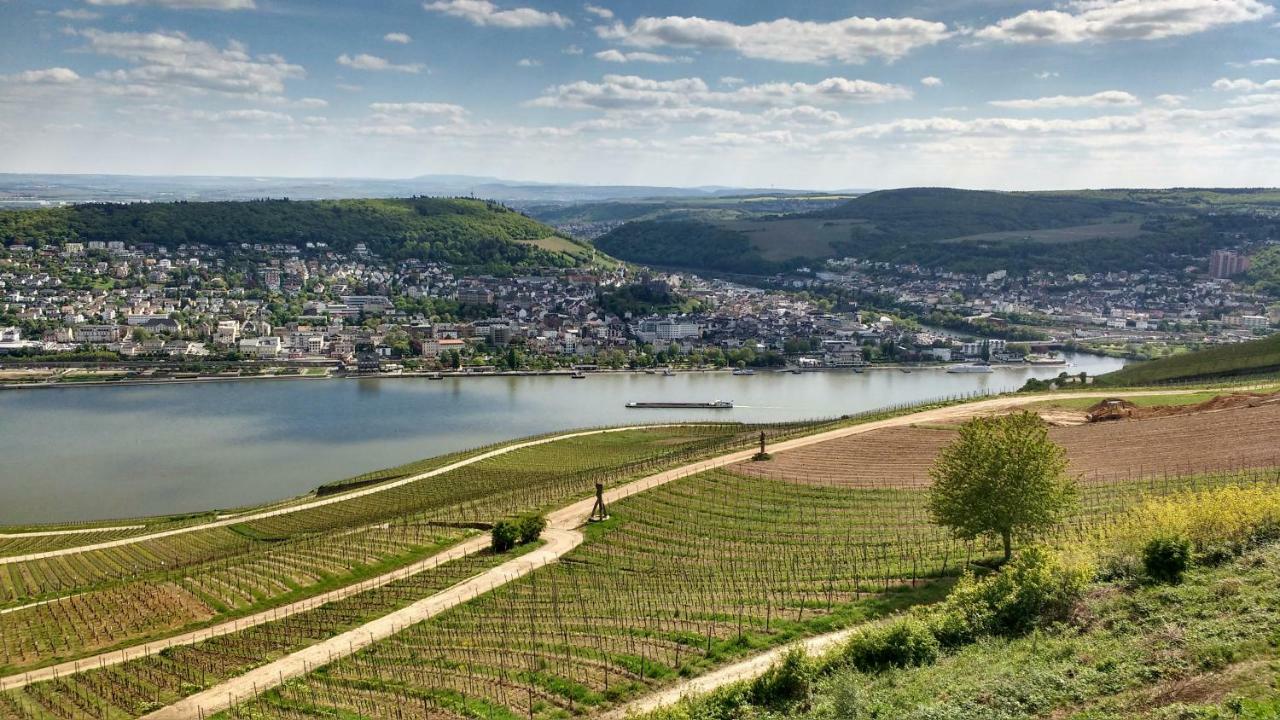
[570,371,586,379]
[662,368,675,376]
[732,368,756,376]
[947,362,994,374]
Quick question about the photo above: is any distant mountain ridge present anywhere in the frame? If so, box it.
[0,173,830,206]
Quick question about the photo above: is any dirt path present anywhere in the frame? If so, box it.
[0,425,676,566]
[601,627,860,719]
[0,534,490,692]
[127,388,1219,719]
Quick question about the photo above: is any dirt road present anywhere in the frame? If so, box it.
[0,425,675,566]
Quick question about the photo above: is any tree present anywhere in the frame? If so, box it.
[927,412,1076,562]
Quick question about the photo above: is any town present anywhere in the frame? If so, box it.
[0,234,1273,383]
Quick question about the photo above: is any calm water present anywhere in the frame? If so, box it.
[0,353,1124,523]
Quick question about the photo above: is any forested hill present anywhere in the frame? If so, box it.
[0,197,586,272]
[592,187,1280,276]
[808,187,1141,238]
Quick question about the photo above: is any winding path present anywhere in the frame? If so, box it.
[0,425,674,566]
[3,388,1227,717]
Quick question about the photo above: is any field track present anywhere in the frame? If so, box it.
[117,388,1231,719]
[736,399,1280,488]
[0,425,693,566]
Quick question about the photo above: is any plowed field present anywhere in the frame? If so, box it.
[736,401,1280,488]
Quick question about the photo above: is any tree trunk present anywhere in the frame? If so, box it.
[1001,529,1012,563]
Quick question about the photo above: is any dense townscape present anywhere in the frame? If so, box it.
[0,227,1275,381]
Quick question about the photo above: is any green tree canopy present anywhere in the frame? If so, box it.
[928,412,1076,561]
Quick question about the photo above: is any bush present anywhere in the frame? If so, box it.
[843,617,940,672]
[517,515,546,545]
[748,648,814,709]
[491,520,519,552]
[929,545,1092,642]
[1142,536,1192,584]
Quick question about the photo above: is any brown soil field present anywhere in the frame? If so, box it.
[736,401,1280,488]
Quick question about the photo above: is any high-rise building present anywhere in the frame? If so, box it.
[1209,250,1250,279]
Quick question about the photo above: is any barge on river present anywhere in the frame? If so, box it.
[626,400,734,409]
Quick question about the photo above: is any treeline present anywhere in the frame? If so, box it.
[0,197,580,273]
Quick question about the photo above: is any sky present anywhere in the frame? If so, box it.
[0,0,1279,189]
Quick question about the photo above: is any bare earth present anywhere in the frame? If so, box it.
[736,400,1280,489]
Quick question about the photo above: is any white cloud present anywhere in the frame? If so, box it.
[583,4,612,19]
[192,108,292,123]
[337,53,424,73]
[921,76,943,87]
[1,67,82,84]
[563,44,584,55]
[594,49,689,63]
[368,101,468,120]
[55,9,101,20]
[1035,71,1060,80]
[989,90,1141,109]
[976,0,1273,44]
[1249,57,1280,65]
[596,13,950,64]
[85,0,256,9]
[763,105,844,125]
[423,0,571,29]
[719,76,745,87]
[824,114,1147,140]
[1155,93,1189,106]
[528,74,912,111]
[384,32,412,44]
[517,57,542,67]
[1213,76,1280,92]
[77,29,303,95]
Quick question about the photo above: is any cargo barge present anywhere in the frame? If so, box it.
[625,400,734,409]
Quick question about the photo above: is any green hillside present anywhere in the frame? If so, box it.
[0,197,588,272]
[1097,333,1280,386]
[593,187,1279,277]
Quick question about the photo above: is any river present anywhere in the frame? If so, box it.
[0,353,1124,524]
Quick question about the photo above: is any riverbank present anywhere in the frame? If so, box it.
[0,359,1076,391]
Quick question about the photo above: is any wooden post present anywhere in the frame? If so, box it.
[759,431,766,456]
[589,482,607,521]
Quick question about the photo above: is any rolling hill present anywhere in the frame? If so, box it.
[593,187,1278,276]
[0,197,593,272]
[1096,333,1280,386]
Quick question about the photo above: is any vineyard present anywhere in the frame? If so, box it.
[207,463,1280,720]
[736,401,1280,489]
[5,392,1279,720]
[0,421,825,678]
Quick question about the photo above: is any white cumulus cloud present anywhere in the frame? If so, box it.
[337,53,424,73]
[976,0,1273,44]
[384,32,412,44]
[1,67,82,84]
[596,13,951,64]
[594,50,689,63]
[423,0,571,29]
[921,76,943,87]
[77,29,303,95]
[989,90,1141,109]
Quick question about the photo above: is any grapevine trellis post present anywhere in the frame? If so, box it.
[589,482,608,522]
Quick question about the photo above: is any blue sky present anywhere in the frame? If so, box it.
[1,0,1278,189]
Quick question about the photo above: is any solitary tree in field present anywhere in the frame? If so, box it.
[928,412,1076,562]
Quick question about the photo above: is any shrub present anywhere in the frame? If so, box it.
[517,514,546,545]
[844,617,940,672]
[1142,536,1192,584]
[929,545,1092,641]
[748,648,814,709]
[491,520,519,552]
[1112,485,1280,562]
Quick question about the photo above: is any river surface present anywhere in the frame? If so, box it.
[0,353,1124,524]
